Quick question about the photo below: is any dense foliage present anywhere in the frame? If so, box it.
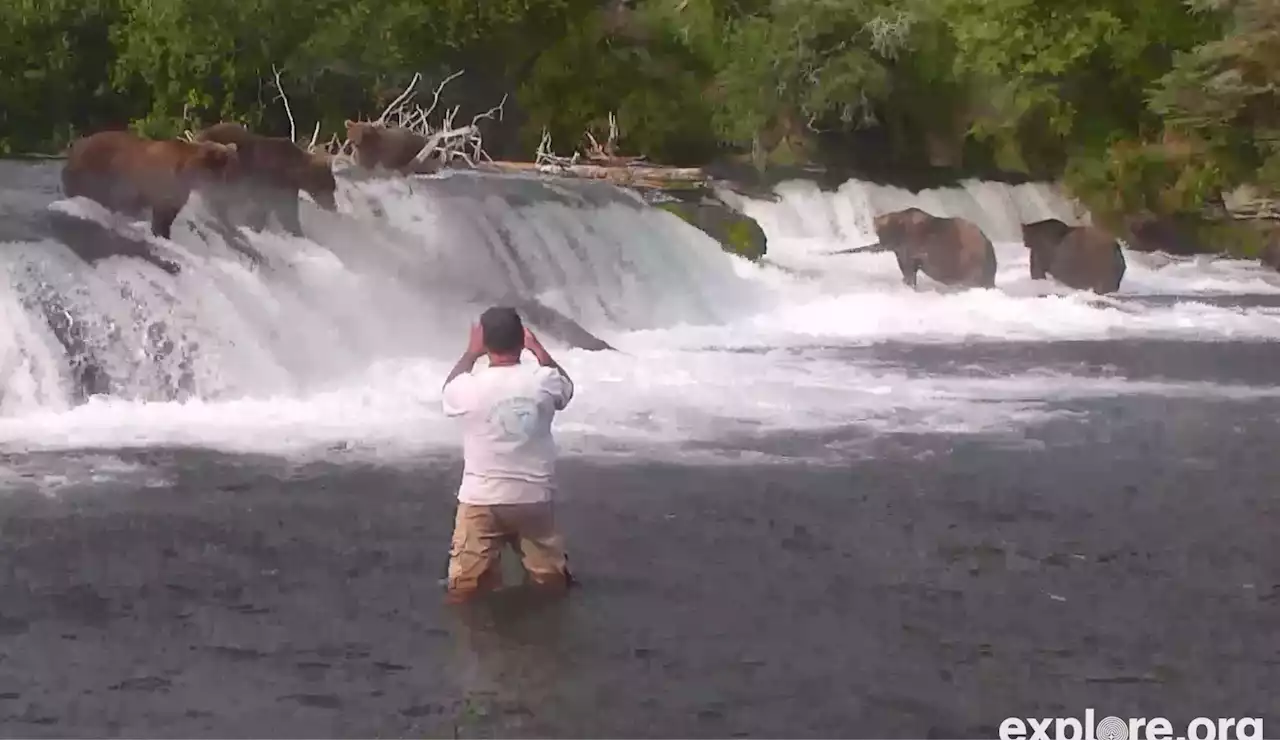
[1,0,1275,224]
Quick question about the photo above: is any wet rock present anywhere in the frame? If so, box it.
[511,299,614,352]
[1261,233,1280,272]
[1123,215,1212,255]
[650,193,768,261]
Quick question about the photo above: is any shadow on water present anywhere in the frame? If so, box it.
[44,209,181,275]
[0,206,180,275]
[847,338,1280,386]
[1120,293,1280,309]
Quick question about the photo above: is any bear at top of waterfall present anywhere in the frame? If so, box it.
[871,207,998,289]
[194,122,338,237]
[60,130,241,240]
[1022,218,1127,295]
[343,120,443,175]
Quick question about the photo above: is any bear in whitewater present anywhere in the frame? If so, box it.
[195,122,338,236]
[61,130,241,240]
[344,120,443,175]
[1022,218,1126,294]
[847,207,997,289]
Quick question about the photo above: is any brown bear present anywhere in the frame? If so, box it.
[344,120,442,174]
[195,122,338,236]
[1022,218,1127,294]
[61,130,241,240]
[851,207,998,289]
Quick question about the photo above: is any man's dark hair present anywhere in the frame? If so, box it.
[480,306,524,354]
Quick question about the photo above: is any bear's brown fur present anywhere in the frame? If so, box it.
[344,120,441,174]
[871,208,998,289]
[195,122,338,236]
[1023,219,1126,294]
[61,130,241,240]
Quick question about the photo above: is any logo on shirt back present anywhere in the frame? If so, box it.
[487,396,539,443]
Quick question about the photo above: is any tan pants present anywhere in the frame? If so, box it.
[446,501,569,602]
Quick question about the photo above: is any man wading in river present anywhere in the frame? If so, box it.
[440,306,575,603]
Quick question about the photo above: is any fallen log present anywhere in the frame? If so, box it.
[478,160,707,187]
[583,153,649,167]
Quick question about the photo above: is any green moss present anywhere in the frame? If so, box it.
[724,217,761,259]
[656,199,768,261]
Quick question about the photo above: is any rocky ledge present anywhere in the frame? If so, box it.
[644,188,769,262]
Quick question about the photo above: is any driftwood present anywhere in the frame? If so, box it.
[1225,198,1280,221]
[314,69,504,167]
[377,70,505,167]
[520,111,699,188]
[533,112,649,169]
[581,112,647,167]
[480,160,706,189]
[269,64,323,152]
[534,127,580,168]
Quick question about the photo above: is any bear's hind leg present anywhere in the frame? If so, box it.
[63,170,142,218]
[151,204,182,241]
[274,194,304,237]
[895,249,920,289]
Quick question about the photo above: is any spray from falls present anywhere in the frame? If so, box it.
[729,177,1280,298]
[3,165,1280,462]
[0,165,767,416]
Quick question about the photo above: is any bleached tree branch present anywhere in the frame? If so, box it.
[376,69,465,128]
[462,94,507,164]
[264,64,329,153]
[364,70,506,168]
[582,111,646,165]
[535,128,581,167]
[270,64,297,144]
[376,72,420,125]
[178,101,200,142]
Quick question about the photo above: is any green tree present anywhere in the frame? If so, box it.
[1149,0,1280,195]
[643,0,926,168]
[941,0,1219,176]
[0,0,123,153]
[518,6,719,164]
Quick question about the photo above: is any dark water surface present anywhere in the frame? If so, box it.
[853,338,1280,386]
[0,391,1277,738]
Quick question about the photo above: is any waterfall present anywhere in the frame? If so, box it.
[0,165,767,415]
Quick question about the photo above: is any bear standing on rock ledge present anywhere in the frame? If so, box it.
[61,130,241,240]
[344,120,442,175]
[195,122,339,236]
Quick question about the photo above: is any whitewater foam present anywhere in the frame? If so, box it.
[733,177,1280,297]
[2,166,1280,464]
[4,343,1280,464]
